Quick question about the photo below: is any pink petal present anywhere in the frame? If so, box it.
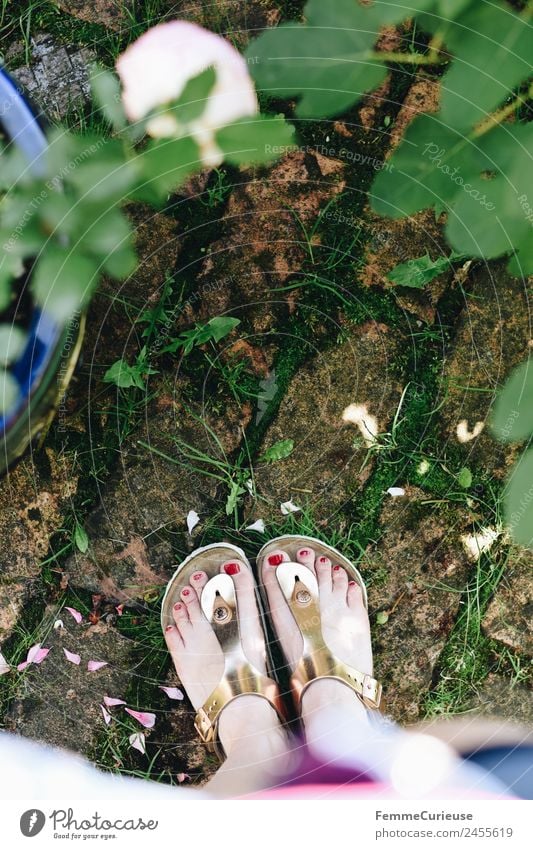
[116,604,124,616]
[26,643,42,664]
[33,648,51,664]
[177,772,190,783]
[17,661,29,672]
[124,708,156,728]
[87,660,108,672]
[63,648,81,665]
[0,652,10,675]
[103,696,126,707]
[129,732,146,755]
[159,685,184,700]
[65,607,83,624]
[100,704,112,725]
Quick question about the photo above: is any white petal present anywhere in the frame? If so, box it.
[280,500,301,515]
[186,510,200,534]
[342,403,379,447]
[245,519,265,533]
[387,487,405,497]
[159,686,184,700]
[87,660,108,672]
[53,619,64,630]
[100,705,112,725]
[129,732,146,755]
[461,527,500,561]
[456,419,484,443]
[0,652,11,675]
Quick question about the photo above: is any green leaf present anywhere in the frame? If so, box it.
[168,66,217,124]
[0,368,20,413]
[376,610,389,625]
[440,3,532,133]
[248,0,388,118]
[74,521,89,554]
[0,266,14,312]
[135,135,200,203]
[491,357,533,444]
[67,148,140,204]
[457,467,473,489]
[446,124,533,274]
[31,245,99,323]
[387,254,450,288]
[226,480,246,516]
[260,438,294,463]
[216,115,295,165]
[206,316,240,342]
[104,359,146,390]
[90,64,127,130]
[0,325,27,366]
[505,448,533,548]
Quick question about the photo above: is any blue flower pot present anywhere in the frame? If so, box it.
[0,67,85,473]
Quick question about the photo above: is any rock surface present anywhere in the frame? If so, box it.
[483,548,533,656]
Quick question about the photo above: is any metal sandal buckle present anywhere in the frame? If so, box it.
[361,674,382,709]
[194,708,215,744]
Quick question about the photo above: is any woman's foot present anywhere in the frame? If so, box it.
[164,559,285,757]
[260,545,374,730]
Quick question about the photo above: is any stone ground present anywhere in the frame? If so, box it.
[0,0,531,789]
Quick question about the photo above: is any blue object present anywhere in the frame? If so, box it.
[0,66,63,436]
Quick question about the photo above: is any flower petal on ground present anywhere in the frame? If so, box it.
[245,519,265,533]
[33,648,51,664]
[129,732,146,755]
[0,652,10,675]
[63,648,81,665]
[103,696,126,707]
[115,604,124,616]
[159,685,184,700]
[53,619,64,630]
[177,773,190,783]
[26,643,42,664]
[124,708,156,728]
[65,607,83,624]
[87,660,108,672]
[100,704,112,725]
[17,661,29,672]
[387,487,405,497]
[280,500,301,515]
[186,510,200,534]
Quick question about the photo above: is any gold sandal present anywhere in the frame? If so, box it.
[161,542,286,761]
[257,535,382,712]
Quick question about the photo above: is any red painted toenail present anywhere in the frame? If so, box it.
[224,562,240,576]
[299,549,310,556]
[319,556,328,564]
[268,554,283,566]
[165,625,173,632]
[333,565,342,571]
[192,573,203,581]
[349,580,356,586]
[174,602,182,611]
[182,588,191,597]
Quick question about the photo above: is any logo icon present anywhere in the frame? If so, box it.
[20,810,46,837]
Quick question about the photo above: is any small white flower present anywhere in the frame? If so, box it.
[342,403,379,447]
[53,619,64,630]
[116,21,258,167]
[386,487,405,498]
[280,500,301,515]
[417,459,430,475]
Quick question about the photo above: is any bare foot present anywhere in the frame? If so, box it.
[260,545,374,728]
[164,559,284,755]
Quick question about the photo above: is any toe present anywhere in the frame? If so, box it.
[347,580,365,610]
[315,554,332,594]
[172,600,191,635]
[189,570,208,600]
[332,564,349,595]
[221,560,266,674]
[264,549,290,569]
[164,623,183,650]
[180,584,204,624]
[295,546,316,572]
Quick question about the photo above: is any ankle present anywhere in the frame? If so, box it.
[300,678,370,729]
[218,695,284,755]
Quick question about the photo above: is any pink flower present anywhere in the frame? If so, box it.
[129,732,146,755]
[116,21,257,166]
[100,704,112,725]
[124,708,156,728]
[17,643,51,671]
